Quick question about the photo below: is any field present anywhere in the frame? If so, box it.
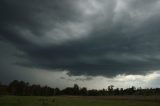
[0,96,160,106]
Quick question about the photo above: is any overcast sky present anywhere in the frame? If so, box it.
[1,0,160,89]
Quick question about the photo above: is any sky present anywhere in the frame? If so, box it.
[1,0,160,89]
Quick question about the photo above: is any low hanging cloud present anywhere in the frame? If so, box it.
[1,0,160,77]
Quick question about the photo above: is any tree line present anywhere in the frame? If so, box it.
[0,80,160,96]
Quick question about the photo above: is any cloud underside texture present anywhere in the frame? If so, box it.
[1,0,160,76]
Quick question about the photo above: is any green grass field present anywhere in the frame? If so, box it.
[0,96,160,106]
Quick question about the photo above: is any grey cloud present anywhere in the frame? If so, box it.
[1,0,160,77]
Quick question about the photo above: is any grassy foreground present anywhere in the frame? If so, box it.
[0,96,160,106]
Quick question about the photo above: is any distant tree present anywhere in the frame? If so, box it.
[30,84,41,96]
[8,80,29,96]
[99,89,106,96]
[79,87,88,96]
[88,89,99,96]
[108,85,114,91]
[54,88,60,95]
[114,88,120,95]
[8,80,19,95]
[73,84,80,95]
[120,88,124,95]
[108,85,114,95]
[0,82,8,95]
[1,80,160,96]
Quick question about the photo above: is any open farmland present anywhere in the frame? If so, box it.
[0,96,160,106]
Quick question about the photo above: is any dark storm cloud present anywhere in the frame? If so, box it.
[1,0,160,77]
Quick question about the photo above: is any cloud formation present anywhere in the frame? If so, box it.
[1,0,160,77]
